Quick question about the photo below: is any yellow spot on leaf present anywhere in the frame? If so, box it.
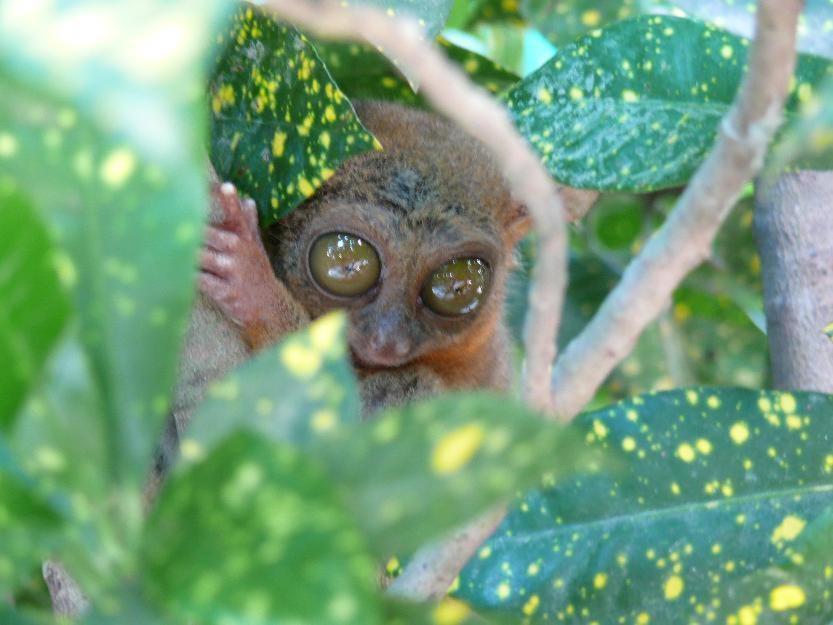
[298,177,315,197]
[581,9,602,26]
[433,598,470,625]
[100,148,136,188]
[311,409,337,433]
[696,438,713,455]
[431,423,486,475]
[593,573,607,589]
[769,584,805,611]
[496,581,511,600]
[0,133,18,157]
[272,131,287,157]
[771,515,806,543]
[780,393,797,413]
[537,87,553,104]
[664,575,684,600]
[281,341,322,379]
[676,443,696,463]
[622,436,637,452]
[522,594,540,616]
[730,422,750,445]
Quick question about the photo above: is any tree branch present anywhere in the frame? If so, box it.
[549,0,805,420]
[755,171,833,393]
[258,0,570,413]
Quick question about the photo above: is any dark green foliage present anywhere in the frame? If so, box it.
[506,15,833,191]
[143,432,381,625]
[209,6,379,224]
[0,188,69,430]
[457,389,833,623]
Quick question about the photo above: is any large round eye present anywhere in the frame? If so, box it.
[421,258,491,316]
[309,232,381,297]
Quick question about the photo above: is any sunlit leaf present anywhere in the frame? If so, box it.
[0,0,225,487]
[522,0,640,45]
[209,6,380,224]
[314,392,605,556]
[458,388,833,624]
[506,15,833,192]
[143,431,382,625]
[666,0,833,60]
[183,313,359,457]
[0,187,69,430]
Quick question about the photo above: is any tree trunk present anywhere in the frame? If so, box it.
[754,171,833,393]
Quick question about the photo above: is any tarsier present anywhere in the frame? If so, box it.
[157,100,593,480]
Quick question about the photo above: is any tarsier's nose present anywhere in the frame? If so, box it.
[361,310,413,367]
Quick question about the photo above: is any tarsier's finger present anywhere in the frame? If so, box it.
[241,198,259,238]
[199,249,234,278]
[216,182,244,230]
[198,271,231,302]
[203,225,239,253]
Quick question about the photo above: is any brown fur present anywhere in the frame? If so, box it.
[263,101,528,410]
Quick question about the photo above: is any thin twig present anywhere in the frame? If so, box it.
[259,0,569,414]
[549,0,804,420]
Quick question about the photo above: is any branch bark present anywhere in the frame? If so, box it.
[549,0,805,420]
[755,171,833,393]
[43,561,88,619]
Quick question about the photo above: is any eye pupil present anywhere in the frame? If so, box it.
[422,257,491,317]
[310,232,381,297]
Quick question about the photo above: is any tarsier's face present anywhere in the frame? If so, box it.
[273,183,509,372]
[266,100,523,373]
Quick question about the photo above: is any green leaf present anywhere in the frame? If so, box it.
[666,0,833,60]
[0,607,56,625]
[142,431,381,625]
[345,0,455,39]
[0,1,224,486]
[314,392,605,556]
[712,506,833,624]
[522,0,640,45]
[0,187,69,430]
[506,15,833,192]
[0,439,64,596]
[315,38,518,106]
[183,313,360,457]
[825,321,833,342]
[457,388,833,624]
[209,6,380,224]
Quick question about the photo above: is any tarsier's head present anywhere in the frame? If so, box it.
[266,101,531,373]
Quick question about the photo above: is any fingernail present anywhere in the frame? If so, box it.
[244,199,257,210]
[220,182,236,196]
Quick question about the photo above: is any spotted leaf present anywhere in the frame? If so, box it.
[716,506,833,624]
[312,392,604,556]
[142,431,381,625]
[0,68,205,488]
[522,0,640,45]
[506,15,833,192]
[0,187,69,430]
[315,38,518,106]
[209,6,379,225]
[346,0,454,39]
[667,0,833,60]
[183,313,359,461]
[457,388,833,624]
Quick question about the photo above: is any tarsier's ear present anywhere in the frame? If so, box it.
[505,187,600,244]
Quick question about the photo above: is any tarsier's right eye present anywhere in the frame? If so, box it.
[421,257,491,317]
[309,232,381,297]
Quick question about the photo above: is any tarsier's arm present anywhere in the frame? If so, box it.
[199,182,309,351]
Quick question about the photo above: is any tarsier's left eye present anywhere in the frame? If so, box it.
[421,257,491,316]
[309,232,381,297]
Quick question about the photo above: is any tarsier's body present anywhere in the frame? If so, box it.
[158,101,531,478]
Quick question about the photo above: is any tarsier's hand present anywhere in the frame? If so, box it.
[199,182,296,350]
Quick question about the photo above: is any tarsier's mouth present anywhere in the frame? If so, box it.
[349,345,413,372]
